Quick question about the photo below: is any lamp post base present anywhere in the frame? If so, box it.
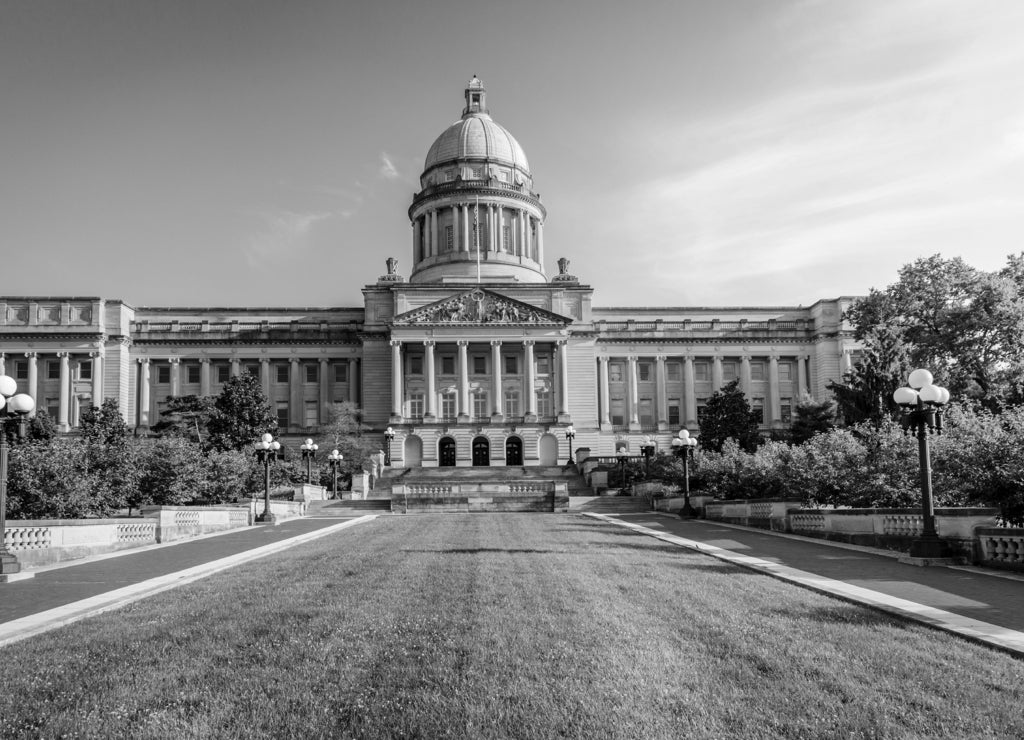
[907,535,949,559]
[256,512,279,525]
[0,551,33,581]
[678,501,698,519]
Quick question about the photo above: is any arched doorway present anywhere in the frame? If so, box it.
[505,436,523,466]
[439,437,456,467]
[472,436,490,466]
[539,433,559,466]
[404,435,423,467]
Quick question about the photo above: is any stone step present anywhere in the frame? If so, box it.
[569,496,650,513]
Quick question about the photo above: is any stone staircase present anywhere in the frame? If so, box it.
[306,499,392,517]
[568,496,652,514]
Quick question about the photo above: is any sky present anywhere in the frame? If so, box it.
[2,0,1022,309]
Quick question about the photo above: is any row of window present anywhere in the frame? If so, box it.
[608,359,797,384]
[8,359,93,381]
[406,389,553,421]
[149,362,350,386]
[608,397,794,428]
[407,354,550,377]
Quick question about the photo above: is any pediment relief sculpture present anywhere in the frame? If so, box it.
[394,289,569,326]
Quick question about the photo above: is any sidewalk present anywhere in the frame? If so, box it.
[0,514,377,647]
[591,513,1024,657]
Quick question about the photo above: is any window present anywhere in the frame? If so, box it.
[752,398,765,425]
[441,392,457,421]
[668,399,681,427]
[471,166,483,179]
[638,362,652,382]
[639,398,654,429]
[504,356,518,375]
[276,404,289,428]
[472,356,487,375]
[46,397,59,418]
[536,356,551,375]
[694,362,710,381]
[276,364,289,383]
[217,364,230,384]
[157,365,170,384]
[408,393,424,419]
[187,364,201,384]
[536,390,552,418]
[723,361,737,381]
[504,390,520,418]
[304,401,319,428]
[502,225,510,251]
[14,361,28,380]
[445,225,453,251]
[473,390,489,420]
[334,364,348,383]
[445,170,455,182]
[751,361,766,381]
[305,364,318,384]
[609,362,623,383]
[440,356,455,375]
[48,361,61,380]
[779,362,793,381]
[245,363,260,377]
[667,363,681,382]
[79,360,92,381]
[781,398,792,424]
[409,355,423,375]
[610,397,625,427]
[696,399,708,422]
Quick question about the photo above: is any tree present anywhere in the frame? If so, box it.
[136,437,206,507]
[79,399,138,513]
[698,380,761,453]
[80,398,131,447]
[24,410,58,443]
[789,393,836,444]
[317,402,378,487]
[206,374,277,451]
[151,395,215,444]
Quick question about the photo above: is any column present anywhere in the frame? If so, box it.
[348,358,359,404]
[90,351,103,406]
[524,340,537,420]
[289,357,302,427]
[260,358,271,400]
[712,355,724,392]
[684,356,697,427]
[489,204,497,252]
[137,358,151,427]
[230,358,241,378]
[797,355,808,399]
[424,340,437,421]
[390,341,403,419]
[655,355,668,430]
[536,221,544,267]
[740,355,752,398]
[769,355,781,426]
[448,204,457,252]
[319,358,330,423]
[461,204,471,251]
[413,218,422,261]
[25,352,38,417]
[627,355,639,430]
[430,210,439,257]
[491,340,503,418]
[518,209,526,257]
[169,357,181,397]
[598,356,610,428]
[0,353,4,376]
[457,340,470,421]
[57,352,70,431]
[841,347,853,376]
[200,358,212,396]
[557,340,571,421]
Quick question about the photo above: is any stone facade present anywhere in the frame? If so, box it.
[0,78,859,464]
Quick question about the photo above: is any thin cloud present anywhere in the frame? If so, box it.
[379,151,400,180]
[243,209,333,267]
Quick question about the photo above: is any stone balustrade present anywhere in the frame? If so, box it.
[977,528,1024,571]
[140,505,255,543]
[3,518,159,567]
[391,481,567,513]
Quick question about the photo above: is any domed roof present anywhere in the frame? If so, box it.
[422,78,530,173]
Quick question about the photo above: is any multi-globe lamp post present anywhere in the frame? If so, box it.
[565,425,576,465]
[328,449,344,499]
[640,436,655,476]
[254,432,281,524]
[383,426,395,466]
[300,438,319,484]
[671,428,699,519]
[892,368,951,559]
[1,375,35,580]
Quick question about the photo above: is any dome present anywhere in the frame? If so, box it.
[424,115,530,173]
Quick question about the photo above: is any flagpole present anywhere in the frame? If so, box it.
[475,196,481,284]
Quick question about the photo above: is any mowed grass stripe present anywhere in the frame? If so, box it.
[1,514,1022,739]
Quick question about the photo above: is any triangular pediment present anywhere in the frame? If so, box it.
[393,288,571,326]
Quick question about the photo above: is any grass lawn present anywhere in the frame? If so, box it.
[1,514,1023,739]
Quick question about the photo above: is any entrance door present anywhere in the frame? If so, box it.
[472,436,490,466]
[439,437,456,467]
[505,436,523,466]
[538,433,559,466]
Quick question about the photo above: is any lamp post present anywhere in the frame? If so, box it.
[640,436,655,476]
[892,369,950,559]
[671,428,699,519]
[565,425,576,465]
[617,449,628,492]
[384,426,395,466]
[300,438,319,484]
[328,449,344,499]
[1,375,35,581]
[254,432,281,524]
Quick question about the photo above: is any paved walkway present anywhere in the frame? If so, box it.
[592,512,1024,657]
[0,514,377,647]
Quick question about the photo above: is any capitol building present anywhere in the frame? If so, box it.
[0,78,858,467]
